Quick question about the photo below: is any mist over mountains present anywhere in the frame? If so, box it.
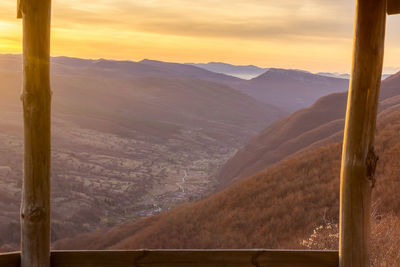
[187,62,269,80]
[190,61,393,79]
[2,54,394,252]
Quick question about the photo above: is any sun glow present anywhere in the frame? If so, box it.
[0,0,399,72]
[0,20,21,52]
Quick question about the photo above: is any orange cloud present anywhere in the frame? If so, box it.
[0,0,399,73]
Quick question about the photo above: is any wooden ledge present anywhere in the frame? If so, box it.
[0,250,338,267]
[388,0,400,14]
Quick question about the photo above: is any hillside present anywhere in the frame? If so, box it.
[218,73,400,187]
[0,55,362,248]
[232,68,349,112]
[218,92,347,188]
[0,54,282,247]
[53,102,400,251]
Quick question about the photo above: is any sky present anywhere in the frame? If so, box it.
[1,0,400,73]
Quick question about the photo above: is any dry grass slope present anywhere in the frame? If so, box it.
[219,73,400,189]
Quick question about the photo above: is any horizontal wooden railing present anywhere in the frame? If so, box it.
[0,250,338,267]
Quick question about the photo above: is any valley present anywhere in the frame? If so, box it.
[0,55,279,248]
[53,74,400,264]
[3,54,397,257]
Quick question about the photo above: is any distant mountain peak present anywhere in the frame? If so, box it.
[187,62,268,80]
[140,59,164,64]
[251,68,320,82]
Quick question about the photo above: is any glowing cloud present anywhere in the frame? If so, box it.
[0,0,399,72]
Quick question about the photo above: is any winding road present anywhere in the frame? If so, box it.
[176,170,187,193]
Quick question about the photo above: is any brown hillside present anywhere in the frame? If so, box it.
[218,92,348,188]
[53,106,400,250]
[218,73,400,188]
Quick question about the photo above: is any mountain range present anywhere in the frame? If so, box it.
[0,54,280,247]
[218,71,400,187]
[53,71,400,260]
[0,54,347,247]
[189,61,392,82]
[126,59,351,113]
[2,54,395,254]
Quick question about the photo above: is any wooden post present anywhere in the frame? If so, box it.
[339,0,386,266]
[387,0,400,15]
[18,0,52,266]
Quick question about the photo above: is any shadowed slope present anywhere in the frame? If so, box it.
[218,92,347,187]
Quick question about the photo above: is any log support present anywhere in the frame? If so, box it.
[18,0,52,266]
[339,0,387,266]
[13,0,400,267]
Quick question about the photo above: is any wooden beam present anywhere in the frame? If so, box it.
[51,250,339,267]
[387,0,400,14]
[19,0,52,266]
[339,0,386,266]
[0,252,20,267]
[17,0,22,18]
[0,250,339,267]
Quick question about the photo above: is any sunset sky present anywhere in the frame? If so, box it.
[1,0,400,73]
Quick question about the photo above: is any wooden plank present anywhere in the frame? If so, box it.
[0,250,339,267]
[133,250,260,267]
[257,250,338,267]
[50,251,142,267]
[49,250,339,267]
[339,0,386,267]
[0,252,20,267]
[387,0,400,15]
[19,0,52,266]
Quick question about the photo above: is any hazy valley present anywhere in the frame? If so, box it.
[2,54,397,257]
[0,54,284,247]
[53,70,400,267]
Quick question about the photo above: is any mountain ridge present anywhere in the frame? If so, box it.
[218,71,400,187]
[0,54,351,113]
